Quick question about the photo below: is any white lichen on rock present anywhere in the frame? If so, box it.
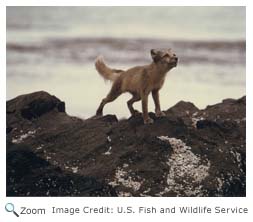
[191,117,205,128]
[71,167,78,173]
[103,146,112,155]
[118,191,132,197]
[12,130,36,144]
[36,144,44,150]
[107,136,112,142]
[123,163,129,168]
[109,166,142,193]
[157,136,210,196]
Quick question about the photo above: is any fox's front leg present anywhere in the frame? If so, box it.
[141,92,154,124]
[152,90,166,117]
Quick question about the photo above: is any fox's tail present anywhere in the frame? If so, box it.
[95,55,123,82]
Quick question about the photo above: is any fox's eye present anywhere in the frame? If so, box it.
[173,54,176,56]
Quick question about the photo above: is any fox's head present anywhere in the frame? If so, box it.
[151,49,178,69]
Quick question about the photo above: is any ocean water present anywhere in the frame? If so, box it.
[6,6,246,119]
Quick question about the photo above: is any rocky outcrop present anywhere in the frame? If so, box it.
[6,91,246,197]
[7,143,116,197]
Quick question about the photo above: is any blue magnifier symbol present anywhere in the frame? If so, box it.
[5,203,19,217]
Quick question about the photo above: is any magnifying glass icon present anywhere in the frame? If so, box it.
[5,203,19,217]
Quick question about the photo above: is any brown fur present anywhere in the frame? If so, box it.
[95,49,178,124]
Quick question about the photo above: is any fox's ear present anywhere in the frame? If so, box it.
[151,49,157,54]
[151,49,161,62]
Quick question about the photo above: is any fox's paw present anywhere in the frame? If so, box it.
[155,111,166,117]
[144,117,154,124]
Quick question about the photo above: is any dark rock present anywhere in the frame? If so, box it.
[6,143,117,197]
[6,91,246,197]
[7,91,65,123]
[98,114,118,123]
[165,101,199,127]
[196,119,221,129]
[203,96,245,121]
[6,127,13,134]
[166,101,199,117]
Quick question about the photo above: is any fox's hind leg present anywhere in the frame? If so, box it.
[96,81,122,116]
[127,94,141,116]
[141,92,154,124]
